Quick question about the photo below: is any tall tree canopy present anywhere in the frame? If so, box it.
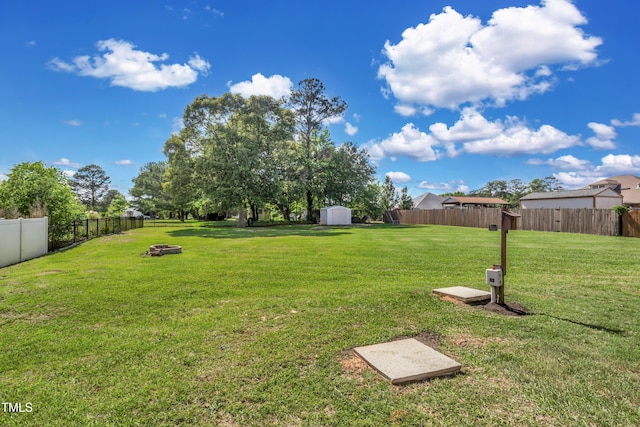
[0,161,85,226]
[163,135,198,221]
[129,161,170,216]
[97,189,125,214]
[310,132,375,207]
[288,78,347,221]
[469,176,565,206]
[381,175,399,210]
[71,164,110,210]
[399,187,414,210]
[182,93,296,226]
[129,81,377,223]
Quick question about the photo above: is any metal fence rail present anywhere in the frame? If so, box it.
[49,217,144,251]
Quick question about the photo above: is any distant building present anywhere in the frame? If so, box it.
[411,192,445,209]
[125,207,144,217]
[582,175,640,208]
[519,188,622,209]
[441,196,508,209]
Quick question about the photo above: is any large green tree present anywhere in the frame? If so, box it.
[97,189,125,215]
[106,193,128,217]
[470,176,565,207]
[399,187,414,210]
[0,161,85,226]
[129,161,170,217]
[163,135,198,221]
[381,175,399,210]
[71,164,110,210]
[182,93,296,226]
[311,133,375,207]
[527,176,563,193]
[289,78,347,221]
[350,182,384,220]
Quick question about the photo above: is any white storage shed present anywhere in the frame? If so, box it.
[319,206,352,225]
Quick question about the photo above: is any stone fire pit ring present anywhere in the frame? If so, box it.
[149,244,182,256]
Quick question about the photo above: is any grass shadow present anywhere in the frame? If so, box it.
[166,224,354,239]
[534,312,627,335]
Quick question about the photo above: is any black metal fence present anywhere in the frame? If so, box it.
[49,217,144,251]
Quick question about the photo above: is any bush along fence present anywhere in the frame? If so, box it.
[384,208,640,238]
[49,217,144,251]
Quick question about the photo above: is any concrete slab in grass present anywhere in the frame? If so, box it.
[354,338,461,385]
[432,286,490,303]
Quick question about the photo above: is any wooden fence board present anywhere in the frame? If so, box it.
[622,210,640,238]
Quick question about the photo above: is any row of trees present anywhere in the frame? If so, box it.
[0,162,130,228]
[130,79,382,224]
[1,78,569,228]
[464,176,564,207]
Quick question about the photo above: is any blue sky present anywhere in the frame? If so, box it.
[1,0,639,197]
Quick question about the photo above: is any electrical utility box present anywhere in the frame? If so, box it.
[486,267,503,288]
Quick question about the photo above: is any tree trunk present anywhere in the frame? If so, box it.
[306,190,314,222]
[237,208,246,228]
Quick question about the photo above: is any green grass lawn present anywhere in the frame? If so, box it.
[1,223,639,426]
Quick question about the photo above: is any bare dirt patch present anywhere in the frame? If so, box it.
[438,294,467,306]
[339,351,369,379]
[1,311,52,323]
[481,301,529,316]
[447,333,511,348]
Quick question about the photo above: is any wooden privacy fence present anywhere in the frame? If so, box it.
[622,210,640,238]
[383,208,640,237]
[384,208,503,229]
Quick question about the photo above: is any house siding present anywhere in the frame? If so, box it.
[520,197,594,209]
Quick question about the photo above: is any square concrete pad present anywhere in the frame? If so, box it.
[354,338,461,385]
[432,286,490,303]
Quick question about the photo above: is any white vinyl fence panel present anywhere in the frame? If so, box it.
[0,217,48,268]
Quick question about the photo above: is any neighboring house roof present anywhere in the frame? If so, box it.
[412,192,445,209]
[583,175,640,207]
[587,178,622,188]
[520,188,618,200]
[442,196,508,206]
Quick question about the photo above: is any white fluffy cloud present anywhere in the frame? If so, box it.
[368,110,582,162]
[371,123,439,162]
[598,154,640,173]
[49,39,210,91]
[52,158,81,168]
[527,154,592,170]
[228,73,292,99]
[63,119,82,127]
[611,113,640,127]
[462,118,580,156]
[115,160,133,166]
[429,108,502,142]
[418,180,469,193]
[378,0,601,111]
[386,171,412,183]
[345,122,358,136]
[585,122,616,149]
[535,153,640,189]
